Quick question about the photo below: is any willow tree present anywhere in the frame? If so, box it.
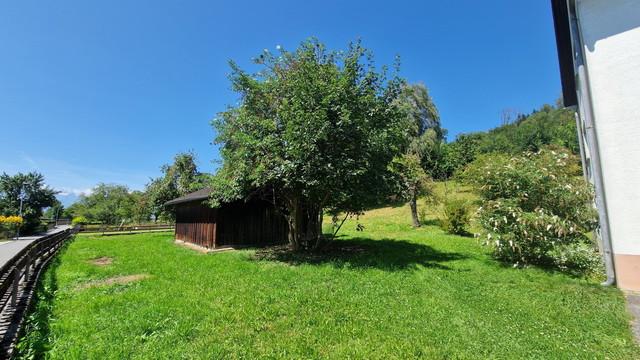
[211,38,408,250]
[394,82,443,226]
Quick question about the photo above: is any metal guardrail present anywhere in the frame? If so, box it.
[0,228,75,357]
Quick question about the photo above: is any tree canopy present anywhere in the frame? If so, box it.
[397,82,445,142]
[210,38,408,250]
[74,183,133,225]
[147,151,201,221]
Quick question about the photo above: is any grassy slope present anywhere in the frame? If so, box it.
[15,190,640,359]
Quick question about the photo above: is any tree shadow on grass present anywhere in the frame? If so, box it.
[363,200,407,211]
[252,237,467,272]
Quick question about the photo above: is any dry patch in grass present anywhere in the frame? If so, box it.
[75,275,151,290]
[89,257,113,267]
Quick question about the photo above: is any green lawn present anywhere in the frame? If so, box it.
[15,199,640,359]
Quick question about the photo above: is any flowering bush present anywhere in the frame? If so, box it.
[548,243,604,277]
[465,147,598,267]
[0,215,24,233]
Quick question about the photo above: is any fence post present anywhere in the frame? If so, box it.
[11,268,19,307]
[25,254,30,282]
[31,247,37,272]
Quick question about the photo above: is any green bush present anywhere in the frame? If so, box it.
[72,216,87,226]
[465,147,598,268]
[440,200,470,235]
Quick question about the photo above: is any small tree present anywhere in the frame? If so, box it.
[391,153,433,227]
[211,38,407,250]
[440,199,470,235]
[465,147,597,266]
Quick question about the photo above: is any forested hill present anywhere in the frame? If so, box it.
[432,103,578,180]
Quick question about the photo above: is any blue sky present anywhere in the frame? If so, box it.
[0,1,562,206]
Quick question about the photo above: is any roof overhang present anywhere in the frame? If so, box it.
[550,0,578,107]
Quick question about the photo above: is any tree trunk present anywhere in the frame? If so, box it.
[287,199,303,251]
[410,189,421,227]
[286,194,329,251]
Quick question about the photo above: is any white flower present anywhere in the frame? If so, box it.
[263,49,269,53]
[276,45,281,50]
[488,233,492,239]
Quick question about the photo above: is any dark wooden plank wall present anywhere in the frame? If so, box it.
[175,202,217,248]
[216,200,288,247]
[175,199,288,248]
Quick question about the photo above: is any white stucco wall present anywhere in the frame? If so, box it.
[577,0,640,256]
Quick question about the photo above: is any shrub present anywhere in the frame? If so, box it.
[72,216,88,226]
[465,147,598,267]
[440,200,470,235]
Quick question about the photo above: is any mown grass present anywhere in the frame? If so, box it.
[14,197,640,359]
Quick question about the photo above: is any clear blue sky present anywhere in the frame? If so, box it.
[0,1,562,206]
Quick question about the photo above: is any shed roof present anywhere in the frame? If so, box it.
[164,188,213,206]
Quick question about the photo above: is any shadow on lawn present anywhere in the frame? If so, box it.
[252,237,467,272]
[12,241,71,359]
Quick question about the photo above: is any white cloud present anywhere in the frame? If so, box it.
[57,187,94,197]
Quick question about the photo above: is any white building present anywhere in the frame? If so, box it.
[551,0,640,290]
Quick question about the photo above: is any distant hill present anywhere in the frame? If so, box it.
[432,102,578,180]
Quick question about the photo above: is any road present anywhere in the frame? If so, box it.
[0,226,71,268]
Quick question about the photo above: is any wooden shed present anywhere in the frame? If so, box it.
[164,188,288,249]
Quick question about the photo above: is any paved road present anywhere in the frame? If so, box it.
[0,226,71,268]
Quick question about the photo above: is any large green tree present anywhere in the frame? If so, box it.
[77,183,133,225]
[0,172,58,234]
[211,38,408,250]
